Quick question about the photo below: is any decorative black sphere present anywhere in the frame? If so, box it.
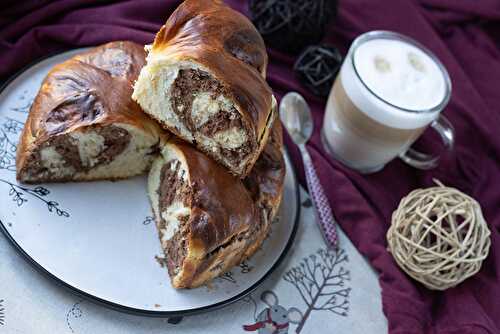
[249,0,337,54]
[294,45,343,97]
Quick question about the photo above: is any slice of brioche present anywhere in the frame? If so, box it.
[148,139,257,288]
[148,122,285,289]
[133,0,276,178]
[16,41,166,183]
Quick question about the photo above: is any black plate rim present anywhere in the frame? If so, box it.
[0,48,301,318]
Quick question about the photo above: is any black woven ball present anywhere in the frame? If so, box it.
[294,45,343,97]
[249,0,337,54]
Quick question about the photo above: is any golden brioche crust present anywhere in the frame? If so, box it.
[179,140,258,254]
[242,121,285,259]
[142,0,275,177]
[155,122,285,288]
[153,138,257,288]
[16,41,165,182]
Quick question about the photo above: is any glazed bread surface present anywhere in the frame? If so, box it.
[148,122,285,289]
[242,121,285,258]
[16,41,165,183]
[148,139,258,288]
[133,0,275,178]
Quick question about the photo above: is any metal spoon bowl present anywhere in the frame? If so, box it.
[279,92,314,145]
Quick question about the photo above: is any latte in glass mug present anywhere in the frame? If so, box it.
[322,31,454,173]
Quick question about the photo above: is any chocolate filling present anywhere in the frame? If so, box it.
[199,111,243,136]
[170,69,252,164]
[220,144,252,166]
[165,222,189,277]
[94,126,130,167]
[171,69,226,132]
[157,160,192,277]
[158,160,189,209]
[23,125,131,179]
[52,135,81,170]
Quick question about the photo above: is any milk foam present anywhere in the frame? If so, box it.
[354,39,446,111]
[341,37,449,129]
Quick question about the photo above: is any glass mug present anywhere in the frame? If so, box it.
[322,31,454,173]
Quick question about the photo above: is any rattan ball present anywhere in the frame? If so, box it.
[387,180,491,290]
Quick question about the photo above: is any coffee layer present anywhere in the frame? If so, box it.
[332,77,426,145]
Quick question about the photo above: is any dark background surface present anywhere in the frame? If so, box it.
[2,1,500,333]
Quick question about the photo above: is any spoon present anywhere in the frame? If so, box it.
[279,92,338,248]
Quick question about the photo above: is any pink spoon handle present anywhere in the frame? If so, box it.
[300,144,339,248]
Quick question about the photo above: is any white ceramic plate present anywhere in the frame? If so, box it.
[0,49,299,316]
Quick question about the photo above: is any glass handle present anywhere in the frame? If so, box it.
[399,115,454,170]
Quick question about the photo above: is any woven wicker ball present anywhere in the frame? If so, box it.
[387,181,491,290]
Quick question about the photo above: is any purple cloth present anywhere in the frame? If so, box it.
[2,1,500,333]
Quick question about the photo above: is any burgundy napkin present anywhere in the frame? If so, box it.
[2,1,500,333]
